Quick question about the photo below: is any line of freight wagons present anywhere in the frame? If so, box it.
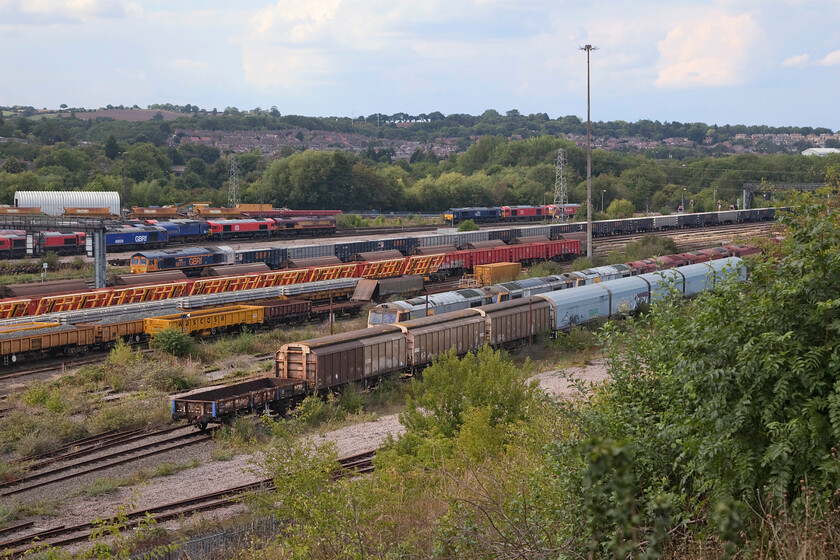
[172,257,747,427]
[0,299,364,365]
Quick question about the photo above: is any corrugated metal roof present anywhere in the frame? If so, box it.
[14,191,121,216]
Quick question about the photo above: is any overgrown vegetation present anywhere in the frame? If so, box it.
[226,194,840,558]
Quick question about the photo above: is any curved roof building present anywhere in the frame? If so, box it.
[14,191,121,216]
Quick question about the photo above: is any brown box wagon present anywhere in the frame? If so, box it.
[477,298,551,346]
[276,326,406,390]
[395,309,486,367]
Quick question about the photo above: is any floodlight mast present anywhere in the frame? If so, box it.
[580,44,598,259]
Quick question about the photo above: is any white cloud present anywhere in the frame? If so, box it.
[171,59,210,74]
[237,0,537,91]
[782,53,810,67]
[655,9,761,88]
[818,50,840,66]
[0,0,126,22]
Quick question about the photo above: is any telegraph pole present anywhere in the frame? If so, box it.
[580,44,597,258]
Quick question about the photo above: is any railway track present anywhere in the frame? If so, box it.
[591,222,776,258]
[0,426,215,498]
[0,450,376,557]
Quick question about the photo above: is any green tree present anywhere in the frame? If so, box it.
[605,198,635,218]
[1,158,24,174]
[104,135,119,160]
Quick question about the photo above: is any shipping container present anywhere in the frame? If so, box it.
[474,262,522,285]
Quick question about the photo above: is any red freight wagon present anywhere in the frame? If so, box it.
[657,254,688,268]
[626,258,659,275]
[545,240,580,260]
[696,247,730,261]
[679,251,711,264]
[724,245,761,258]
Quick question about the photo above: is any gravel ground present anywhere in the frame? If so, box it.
[532,359,610,398]
[4,360,610,553]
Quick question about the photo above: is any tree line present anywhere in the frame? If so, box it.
[1,109,838,214]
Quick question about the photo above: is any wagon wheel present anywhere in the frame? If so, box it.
[210,327,218,335]
[197,415,209,431]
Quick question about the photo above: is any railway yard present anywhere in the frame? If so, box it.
[0,209,781,558]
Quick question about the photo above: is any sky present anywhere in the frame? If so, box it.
[1,0,839,130]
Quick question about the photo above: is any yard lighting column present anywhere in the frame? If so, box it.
[580,44,597,259]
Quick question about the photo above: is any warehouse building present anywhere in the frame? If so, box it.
[13,191,121,217]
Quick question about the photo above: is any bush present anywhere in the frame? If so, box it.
[150,328,194,357]
[457,219,479,232]
[555,326,597,352]
[39,251,59,270]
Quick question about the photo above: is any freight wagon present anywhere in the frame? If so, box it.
[172,377,308,429]
[173,257,747,427]
[0,324,96,365]
[144,305,265,337]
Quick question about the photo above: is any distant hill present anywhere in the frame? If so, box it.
[72,109,187,122]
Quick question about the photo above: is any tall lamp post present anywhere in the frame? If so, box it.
[601,190,606,213]
[580,44,597,258]
[682,188,686,212]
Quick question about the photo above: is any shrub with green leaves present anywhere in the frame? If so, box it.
[150,328,194,357]
[456,219,478,232]
[553,196,840,553]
